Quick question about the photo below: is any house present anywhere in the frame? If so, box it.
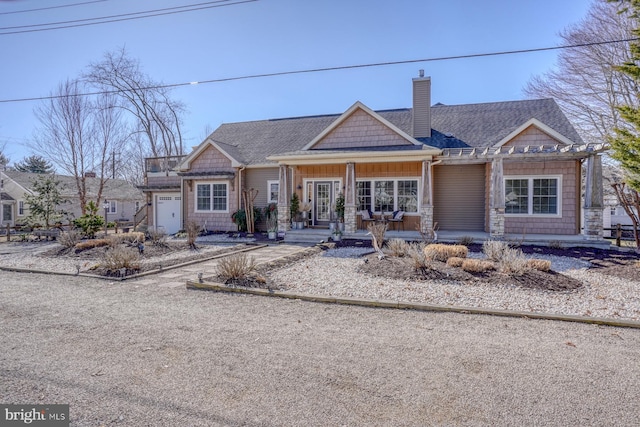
[139,73,605,241]
[0,170,145,228]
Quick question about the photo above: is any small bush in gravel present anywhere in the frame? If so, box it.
[216,253,257,281]
[109,232,145,245]
[456,235,475,246]
[148,229,168,246]
[498,248,529,275]
[101,245,141,271]
[404,243,431,271]
[461,259,495,273]
[386,238,410,257]
[367,222,388,249]
[75,238,111,251]
[446,257,465,268]
[186,221,200,249]
[424,244,468,262]
[59,229,81,248]
[482,240,511,262]
[527,259,552,272]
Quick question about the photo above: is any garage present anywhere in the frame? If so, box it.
[155,192,181,234]
[433,164,486,231]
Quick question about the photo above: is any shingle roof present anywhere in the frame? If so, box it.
[3,171,143,200]
[204,98,582,165]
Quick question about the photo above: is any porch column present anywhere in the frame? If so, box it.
[420,160,434,234]
[583,154,604,240]
[489,157,505,238]
[344,162,357,233]
[277,164,290,231]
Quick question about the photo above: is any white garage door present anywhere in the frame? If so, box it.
[155,193,181,234]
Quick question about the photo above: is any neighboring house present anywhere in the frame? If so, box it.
[0,170,145,227]
[140,73,605,240]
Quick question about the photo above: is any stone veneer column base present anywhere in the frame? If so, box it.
[277,204,290,232]
[583,207,604,240]
[344,205,356,234]
[490,208,505,239]
[420,206,434,234]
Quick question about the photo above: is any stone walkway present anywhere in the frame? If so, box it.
[128,243,311,289]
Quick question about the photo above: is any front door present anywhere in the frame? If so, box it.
[314,181,333,226]
[1,203,13,227]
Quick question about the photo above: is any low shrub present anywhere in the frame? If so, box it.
[101,245,141,271]
[75,238,111,250]
[216,253,257,281]
[386,238,410,257]
[482,239,511,262]
[147,229,167,246]
[456,235,475,246]
[109,232,145,245]
[446,257,465,268]
[461,259,495,273]
[59,229,82,248]
[186,221,200,249]
[424,244,468,262]
[404,243,430,271]
[367,222,388,249]
[527,259,552,272]
[498,248,529,275]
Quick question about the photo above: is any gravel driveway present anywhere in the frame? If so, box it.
[1,270,640,426]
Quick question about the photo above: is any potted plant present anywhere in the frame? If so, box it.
[290,193,300,229]
[300,202,312,220]
[335,192,345,232]
[263,203,278,239]
[332,227,342,242]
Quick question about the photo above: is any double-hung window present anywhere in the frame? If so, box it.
[356,179,419,213]
[18,200,25,216]
[108,200,117,214]
[195,182,228,212]
[267,180,279,204]
[505,176,560,216]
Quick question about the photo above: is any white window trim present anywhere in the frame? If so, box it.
[109,200,117,214]
[355,177,421,214]
[267,180,279,204]
[194,181,229,213]
[504,175,562,218]
[18,200,25,216]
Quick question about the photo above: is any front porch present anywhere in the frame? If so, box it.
[282,227,611,249]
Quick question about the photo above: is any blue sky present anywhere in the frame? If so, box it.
[0,0,593,163]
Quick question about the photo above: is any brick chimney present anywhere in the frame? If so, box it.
[412,70,431,138]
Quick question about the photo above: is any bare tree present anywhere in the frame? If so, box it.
[33,80,128,214]
[525,0,639,144]
[83,47,185,158]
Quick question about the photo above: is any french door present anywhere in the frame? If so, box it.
[314,181,333,226]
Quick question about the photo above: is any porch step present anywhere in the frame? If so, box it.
[283,229,333,244]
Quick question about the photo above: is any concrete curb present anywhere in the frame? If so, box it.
[186,280,640,330]
[0,243,268,281]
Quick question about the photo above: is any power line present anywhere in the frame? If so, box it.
[0,0,257,35]
[1,37,637,104]
[0,0,108,16]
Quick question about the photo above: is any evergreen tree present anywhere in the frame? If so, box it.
[610,0,640,190]
[25,175,68,228]
[14,155,55,174]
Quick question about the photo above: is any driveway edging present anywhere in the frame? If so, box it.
[186,279,640,329]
